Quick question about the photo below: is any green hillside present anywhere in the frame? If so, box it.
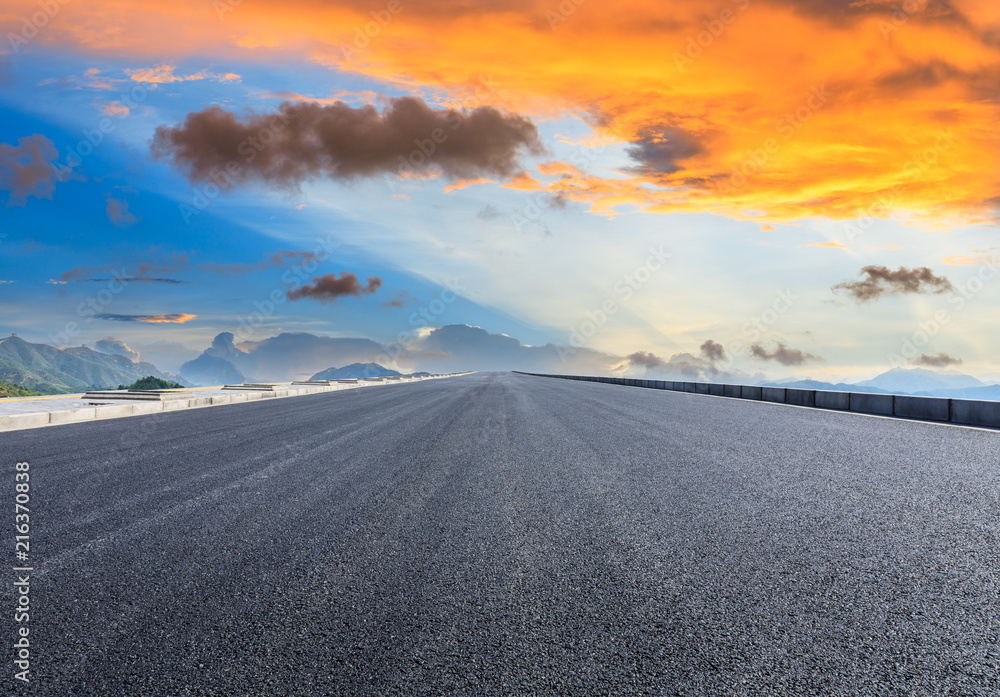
[0,379,42,398]
[0,336,189,394]
[117,376,186,391]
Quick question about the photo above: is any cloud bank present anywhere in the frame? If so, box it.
[833,265,953,302]
[286,272,382,302]
[152,97,543,188]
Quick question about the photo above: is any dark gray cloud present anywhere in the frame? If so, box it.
[700,340,726,362]
[749,342,821,366]
[199,249,320,276]
[626,126,703,176]
[152,97,543,188]
[94,313,195,323]
[0,134,60,206]
[94,337,141,362]
[59,251,191,284]
[914,352,963,368]
[105,195,138,227]
[627,351,666,368]
[628,347,746,382]
[286,272,382,302]
[833,265,953,302]
[73,277,186,284]
[476,204,504,221]
[381,290,416,308]
[772,0,964,23]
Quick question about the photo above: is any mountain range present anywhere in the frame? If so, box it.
[310,363,403,380]
[0,336,189,394]
[762,367,1000,399]
[309,363,432,380]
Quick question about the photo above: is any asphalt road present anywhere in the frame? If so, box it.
[3,372,999,696]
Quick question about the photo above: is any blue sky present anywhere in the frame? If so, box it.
[1,1,998,380]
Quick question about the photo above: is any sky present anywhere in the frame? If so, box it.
[0,0,998,382]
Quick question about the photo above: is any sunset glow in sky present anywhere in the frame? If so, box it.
[1,0,998,381]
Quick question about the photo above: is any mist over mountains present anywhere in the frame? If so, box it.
[0,335,188,393]
[2,327,998,401]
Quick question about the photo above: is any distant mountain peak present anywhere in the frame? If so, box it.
[310,363,402,380]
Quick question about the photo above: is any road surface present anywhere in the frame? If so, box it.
[3,372,998,695]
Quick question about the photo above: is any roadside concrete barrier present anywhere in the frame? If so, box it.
[814,391,851,411]
[850,392,894,416]
[0,371,475,432]
[894,395,949,422]
[950,399,1000,428]
[513,372,1000,429]
[785,389,816,408]
[762,387,786,404]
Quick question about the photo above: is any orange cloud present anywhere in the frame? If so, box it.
[7,0,1000,224]
[443,178,496,193]
[125,64,240,84]
[94,313,198,323]
[941,255,994,266]
[808,242,848,249]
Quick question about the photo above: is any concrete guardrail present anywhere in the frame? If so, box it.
[0,372,474,432]
[514,371,1000,429]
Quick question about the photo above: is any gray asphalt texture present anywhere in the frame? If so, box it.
[3,372,999,696]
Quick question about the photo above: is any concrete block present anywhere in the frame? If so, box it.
[94,404,137,419]
[741,385,763,400]
[695,383,710,394]
[950,399,1000,428]
[894,395,949,422]
[815,391,851,410]
[849,392,894,416]
[0,412,51,431]
[49,407,97,425]
[762,387,786,403]
[709,383,725,396]
[162,399,190,411]
[130,402,164,415]
[190,397,214,407]
[226,393,249,403]
[723,384,741,398]
[785,389,816,407]
[684,382,697,393]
